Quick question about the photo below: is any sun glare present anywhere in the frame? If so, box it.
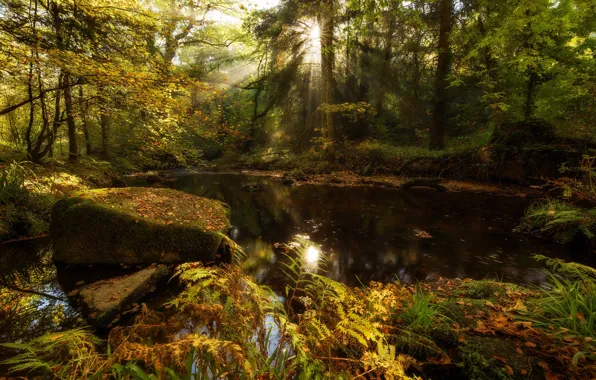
[304,23,321,64]
[309,25,320,43]
[305,245,320,264]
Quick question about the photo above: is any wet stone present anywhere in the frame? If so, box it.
[69,265,169,328]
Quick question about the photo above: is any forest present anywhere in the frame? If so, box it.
[1,0,596,379]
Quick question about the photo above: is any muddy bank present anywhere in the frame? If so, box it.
[131,168,552,198]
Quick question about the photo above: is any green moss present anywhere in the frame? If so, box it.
[51,187,232,264]
[442,298,489,328]
[459,280,502,299]
[459,337,539,380]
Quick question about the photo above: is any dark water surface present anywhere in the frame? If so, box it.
[2,171,593,344]
[127,172,587,289]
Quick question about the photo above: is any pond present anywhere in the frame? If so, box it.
[1,171,593,344]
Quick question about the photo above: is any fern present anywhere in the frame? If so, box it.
[0,328,102,379]
[533,254,596,281]
[520,199,596,243]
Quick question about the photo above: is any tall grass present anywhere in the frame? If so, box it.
[524,275,596,339]
[521,257,596,340]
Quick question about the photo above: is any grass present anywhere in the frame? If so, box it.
[520,258,596,340]
[399,290,444,332]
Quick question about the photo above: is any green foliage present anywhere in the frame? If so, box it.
[459,341,513,380]
[522,273,596,340]
[520,199,596,243]
[0,328,102,379]
[533,255,596,282]
[0,162,52,241]
[399,290,444,332]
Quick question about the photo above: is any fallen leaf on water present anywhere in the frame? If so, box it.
[414,229,432,239]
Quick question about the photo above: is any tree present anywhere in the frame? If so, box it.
[429,0,453,150]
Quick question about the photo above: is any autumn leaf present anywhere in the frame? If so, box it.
[493,354,507,364]
[504,364,514,375]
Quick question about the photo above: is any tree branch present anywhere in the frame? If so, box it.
[0,79,81,116]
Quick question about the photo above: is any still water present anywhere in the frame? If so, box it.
[131,171,580,290]
[1,171,591,343]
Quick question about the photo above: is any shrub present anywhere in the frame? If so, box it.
[0,162,52,241]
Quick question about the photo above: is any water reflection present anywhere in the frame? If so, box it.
[0,241,82,348]
[125,171,592,289]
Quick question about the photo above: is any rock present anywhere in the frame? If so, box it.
[146,174,162,184]
[70,265,168,328]
[401,178,447,192]
[51,187,233,264]
[281,177,295,186]
[241,183,264,192]
[360,162,372,176]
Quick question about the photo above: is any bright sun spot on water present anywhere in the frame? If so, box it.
[305,245,320,264]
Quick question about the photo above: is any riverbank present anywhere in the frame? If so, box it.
[1,157,552,244]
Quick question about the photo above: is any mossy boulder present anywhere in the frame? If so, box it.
[51,187,233,264]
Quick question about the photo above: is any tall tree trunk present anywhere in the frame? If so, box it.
[25,59,35,161]
[79,86,91,154]
[430,0,453,151]
[375,16,395,116]
[49,74,63,159]
[100,112,110,159]
[319,0,335,150]
[524,69,538,122]
[475,3,503,128]
[63,73,78,161]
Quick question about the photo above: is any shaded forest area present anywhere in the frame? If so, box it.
[0,0,595,179]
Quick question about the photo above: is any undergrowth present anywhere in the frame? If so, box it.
[3,241,596,378]
[520,199,596,243]
[0,162,53,241]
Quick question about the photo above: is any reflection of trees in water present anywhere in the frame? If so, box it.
[163,173,569,287]
[0,244,80,343]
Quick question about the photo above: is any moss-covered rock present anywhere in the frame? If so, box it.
[51,187,232,264]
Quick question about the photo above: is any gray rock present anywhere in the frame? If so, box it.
[69,265,169,328]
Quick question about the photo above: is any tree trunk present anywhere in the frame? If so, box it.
[79,86,91,154]
[430,0,453,151]
[100,112,110,159]
[319,0,335,150]
[49,74,63,159]
[524,69,538,122]
[63,73,78,161]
